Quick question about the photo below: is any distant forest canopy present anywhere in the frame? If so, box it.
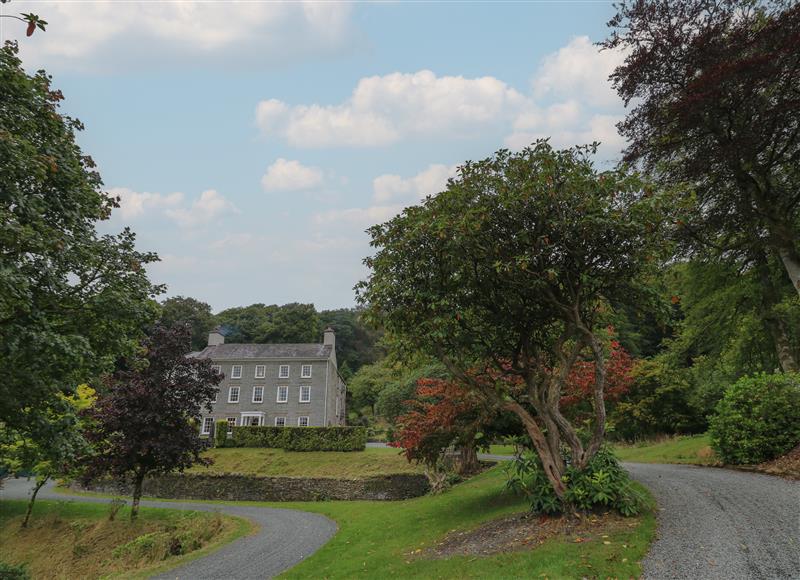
[158,297,382,380]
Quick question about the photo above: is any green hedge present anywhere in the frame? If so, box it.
[230,426,367,451]
[215,420,230,448]
[709,372,800,464]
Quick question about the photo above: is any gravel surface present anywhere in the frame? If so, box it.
[625,463,800,580]
[0,478,337,579]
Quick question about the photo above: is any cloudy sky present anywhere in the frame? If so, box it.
[2,1,627,312]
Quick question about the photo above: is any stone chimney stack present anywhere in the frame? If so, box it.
[208,326,225,347]
[323,326,335,349]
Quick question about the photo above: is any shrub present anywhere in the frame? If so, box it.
[709,372,800,465]
[505,447,648,516]
[0,562,30,580]
[214,421,229,449]
[230,426,367,451]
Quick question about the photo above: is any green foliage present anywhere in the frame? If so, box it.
[0,561,30,580]
[230,426,367,452]
[214,421,229,449]
[611,357,706,440]
[0,42,162,434]
[709,373,800,464]
[505,448,648,517]
[319,308,383,374]
[215,303,320,344]
[160,296,216,351]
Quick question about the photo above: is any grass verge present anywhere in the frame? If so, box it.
[0,499,252,579]
[190,446,422,477]
[613,434,719,465]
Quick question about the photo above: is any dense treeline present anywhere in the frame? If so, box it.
[159,297,382,380]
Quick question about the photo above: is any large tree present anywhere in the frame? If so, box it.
[358,142,666,498]
[83,324,221,519]
[160,296,215,351]
[0,42,162,431]
[603,1,800,368]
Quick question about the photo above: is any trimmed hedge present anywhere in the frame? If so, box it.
[231,426,367,451]
[215,420,229,448]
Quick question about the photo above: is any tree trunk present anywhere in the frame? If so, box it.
[757,255,799,373]
[131,471,145,521]
[504,401,567,498]
[22,475,49,528]
[778,245,800,297]
[457,445,479,475]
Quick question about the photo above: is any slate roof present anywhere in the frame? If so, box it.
[191,343,332,360]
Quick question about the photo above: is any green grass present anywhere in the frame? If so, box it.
[613,434,719,465]
[269,466,655,579]
[0,499,252,579]
[190,446,423,478]
[487,444,518,456]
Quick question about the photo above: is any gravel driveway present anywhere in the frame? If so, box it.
[0,478,337,579]
[625,463,800,580]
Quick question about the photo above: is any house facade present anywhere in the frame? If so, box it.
[191,327,346,436]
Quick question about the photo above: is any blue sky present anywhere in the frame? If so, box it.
[3,1,626,312]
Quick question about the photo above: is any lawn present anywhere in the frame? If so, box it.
[0,499,250,579]
[487,444,518,456]
[262,466,656,579]
[190,446,423,478]
[613,434,719,466]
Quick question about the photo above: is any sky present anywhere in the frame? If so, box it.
[2,1,628,313]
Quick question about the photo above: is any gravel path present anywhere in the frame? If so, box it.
[625,463,800,580]
[0,478,337,579]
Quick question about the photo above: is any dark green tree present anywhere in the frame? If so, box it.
[160,296,215,351]
[358,142,667,498]
[604,0,800,369]
[0,42,162,432]
[319,308,383,373]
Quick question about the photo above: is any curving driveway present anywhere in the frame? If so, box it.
[0,478,337,579]
[625,463,800,580]
[3,463,799,579]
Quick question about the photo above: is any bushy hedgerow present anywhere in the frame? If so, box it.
[505,447,648,516]
[709,372,800,465]
[230,426,367,452]
[0,562,30,580]
[214,421,229,448]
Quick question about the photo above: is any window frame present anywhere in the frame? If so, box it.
[211,364,222,375]
[254,365,266,379]
[298,416,309,427]
[275,416,286,427]
[252,385,264,404]
[201,417,214,435]
[278,364,290,379]
[300,364,312,378]
[231,365,243,379]
[276,385,289,403]
[228,386,240,403]
[226,417,237,433]
[299,385,311,403]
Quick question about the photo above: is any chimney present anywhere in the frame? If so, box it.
[208,326,225,347]
[323,326,335,349]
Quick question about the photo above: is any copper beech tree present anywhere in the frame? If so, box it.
[358,142,666,498]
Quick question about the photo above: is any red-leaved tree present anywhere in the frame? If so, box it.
[561,340,635,415]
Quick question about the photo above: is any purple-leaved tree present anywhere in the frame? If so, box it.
[83,323,221,519]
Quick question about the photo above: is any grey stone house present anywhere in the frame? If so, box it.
[191,327,346,436]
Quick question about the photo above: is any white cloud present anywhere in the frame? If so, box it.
[256,70,526,147]
[108,187,184,220]
[165,190,238,228]
[261,158,324,192]
[373,164,457,203]
[532,36,625,108]
[8,1,355,72]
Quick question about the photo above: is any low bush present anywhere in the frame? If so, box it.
[231,426,367,451]
[709,372,800,465]
[0,562,30,580]
[214,420,229,448]
[505,447,648,516]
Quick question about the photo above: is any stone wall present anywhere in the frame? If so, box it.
[74,472,430,502]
